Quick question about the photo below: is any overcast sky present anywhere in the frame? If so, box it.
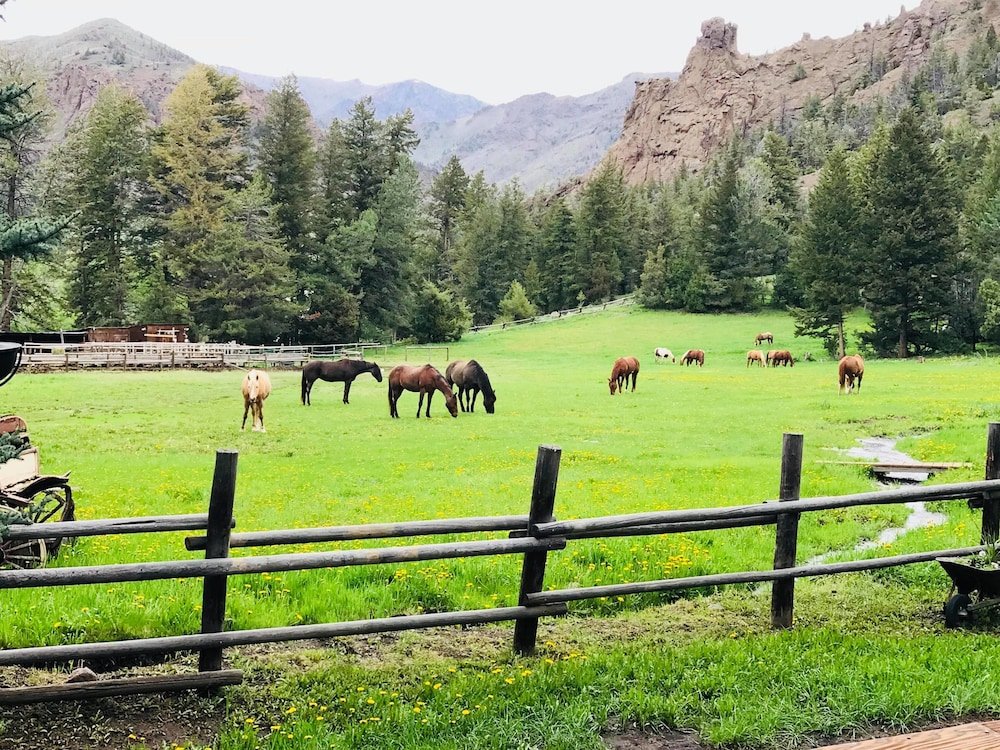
[0,0,921,104]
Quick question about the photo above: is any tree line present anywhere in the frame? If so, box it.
[2,26,1000,355]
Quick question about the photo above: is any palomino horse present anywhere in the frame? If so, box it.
[609,357,639,395]
[746,350,766,367]
[770,350,795,367]
[388,364,458,418]
[680,349,704,367]
[445,360,496,414]
[838,355,865,394]
[755,332,774,345]
[301,359,382,405]
[241,369,272,432]
[654,347,675,362]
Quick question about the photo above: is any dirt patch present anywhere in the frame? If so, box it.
[604,729,707,749]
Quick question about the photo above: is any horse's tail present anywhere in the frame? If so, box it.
[301,369,308,405]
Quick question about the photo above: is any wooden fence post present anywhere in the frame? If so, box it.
[513,445,561,656]
[198,450,238,673]
[983,423,1000,545]
[771,433,803,629]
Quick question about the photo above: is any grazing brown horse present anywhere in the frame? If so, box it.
[388,364,458,418]
[301,359,382,405]
[680,349,704,367]
[838,355,865,394]
[770,350,795,367]
[755,331,774,345]
[445,359,496,414]
[609,356,639,395]
[765,349,778,366]
[746,350,766,367]
[241,369,272,432]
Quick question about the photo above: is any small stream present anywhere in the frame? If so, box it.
[808,437,947,564]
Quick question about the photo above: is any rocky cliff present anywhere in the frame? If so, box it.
[606,0,995,184]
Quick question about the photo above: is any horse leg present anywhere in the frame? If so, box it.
[856,373,863,393]
[242,397,250,430]
[256,402,266,433]
[425,391,434,418]
[631,372,637,391]
[343,378,352,405]
[416,391,425,418]
[470,388,478,412]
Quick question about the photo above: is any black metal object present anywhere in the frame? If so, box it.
[938,556,1000,627]
[0,342,22,389]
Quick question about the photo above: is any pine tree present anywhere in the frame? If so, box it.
[344,97,386,215]
[791,148,861,357]
[533,198,576,311]
[409,280,471,343]
[255,76,317,271]
[574,162,626,302]
[429,155,469,283]
[861,108,958,357]
[496,280,536,323]
[638,246,669,309]
[62,85,150,326]
[317,120,353,238]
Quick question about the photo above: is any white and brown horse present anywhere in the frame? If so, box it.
[654,347,675,363]
[241,369,272,432]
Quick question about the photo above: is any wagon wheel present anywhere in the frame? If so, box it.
[3,476,75,558]
[0,537,46,569]
[944,593,972,628]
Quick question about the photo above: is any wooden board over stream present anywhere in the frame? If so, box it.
[819,461,972,478]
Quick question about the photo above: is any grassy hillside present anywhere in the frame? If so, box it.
[3,307,1000,748]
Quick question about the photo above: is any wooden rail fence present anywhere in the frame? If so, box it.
[1,425,998,702]
[20,341,387,371]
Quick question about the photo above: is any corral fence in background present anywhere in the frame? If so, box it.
[1,424,998,703]
[468,294,636,334]
[20,342,388,371]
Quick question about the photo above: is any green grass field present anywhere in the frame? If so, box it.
[3,307,1000,749]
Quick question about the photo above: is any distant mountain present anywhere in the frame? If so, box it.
[414,73,667,192]
[0,19,671,190]
[220,68,486,126]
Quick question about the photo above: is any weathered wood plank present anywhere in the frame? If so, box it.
[0,670,243,704]
[816,721,1000,749]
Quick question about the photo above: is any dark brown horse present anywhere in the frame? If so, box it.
[609,356,639,395]
[301,359,383,405]
[755,331,774,345]
[838,355,865,394]
[388,364,458,418]
[445,360,496,414]
[680,349,704,367]
[770,350,795,367]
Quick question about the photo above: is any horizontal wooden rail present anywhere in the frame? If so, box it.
[533,480,1000,537]
[185,515,530,551]
[0,605,568,666]
[564,515,775,539]
[0,537,566,590]
[0,670,244,704]
[525,544,987,605]
[4,514,226,541]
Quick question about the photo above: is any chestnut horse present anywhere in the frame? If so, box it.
[388,364,458,418]
[770,350,795,367]
[654,347,675,362]
[746,350,765,367]
[680,349,704,367]
[755,331,774,345]
[445,359,496,414]
[609,356,639,395]
[838,355,865,394]
[241,369,272,432]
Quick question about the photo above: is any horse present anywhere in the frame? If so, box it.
[765,349,778,367]
[755,331,774,345]
[838,355,865,394]
[770,350,795,367]
[388,364,458,418]
[680,349,704,367]
[241,369,272,432]
[445,360,496,414]
[746,350,766,367]
[609,356,639,395]
[654,347,675,363]
[301,359,382,405]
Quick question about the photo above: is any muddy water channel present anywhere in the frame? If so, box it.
[808,437,947,564]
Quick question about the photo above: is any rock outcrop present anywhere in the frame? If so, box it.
[606,0,990,185]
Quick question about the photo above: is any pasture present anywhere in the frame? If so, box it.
[4,307,1000,748]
